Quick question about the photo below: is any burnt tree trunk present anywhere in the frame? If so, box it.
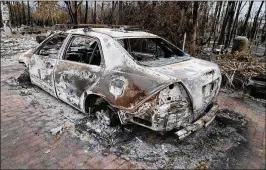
[73,2,78,24]
[217,1,231,45]
[27,1,30,26]
[0,4,2,27]
[101,2,104,24]
[17,2,22,26]
[64,1,79,25]
[13,2,18,26]
[261,22,266,44]
[93,1,96,24]
[212,1,223,50]
[79,3,82,24]
[191,1,199,54]
[65,1,74,24]
[202,1,220,46]
[241,1,254,36]
[6,2,13,27]
[225,2,236,48]
[84,1,88,23]
[201,2,209,39]
[250,1,264,40]
[109,1,117,24]
[228,1,243,46]
[22,1,26,25]
[116,1,123,25]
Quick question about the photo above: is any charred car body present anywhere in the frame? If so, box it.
[19,26,221,139]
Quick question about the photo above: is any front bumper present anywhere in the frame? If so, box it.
[175,103,218,140]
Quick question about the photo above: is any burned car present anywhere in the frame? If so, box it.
[19,26,221,139]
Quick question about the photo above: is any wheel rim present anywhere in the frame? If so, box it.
[96,109,111,126]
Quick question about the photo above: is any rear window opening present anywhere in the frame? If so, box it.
[116,38,189,66]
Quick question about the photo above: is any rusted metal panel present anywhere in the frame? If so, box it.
[54,60,104,108]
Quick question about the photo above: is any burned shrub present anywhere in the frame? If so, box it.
[212,51,266,90]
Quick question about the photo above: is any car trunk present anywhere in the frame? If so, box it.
[149,58,221,116]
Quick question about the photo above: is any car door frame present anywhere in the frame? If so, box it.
[53,33,106,111]
[29,33,71,97]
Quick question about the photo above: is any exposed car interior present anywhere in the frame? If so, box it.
[117,38,185,62]
[65,36,102,66]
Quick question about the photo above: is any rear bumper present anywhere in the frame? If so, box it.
[175,103,218,140]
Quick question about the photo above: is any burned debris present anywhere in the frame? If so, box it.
[73,109,248,169]
[17,69,32,88]
[245,76,266,100]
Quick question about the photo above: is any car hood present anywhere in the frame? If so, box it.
[149,58,222,113]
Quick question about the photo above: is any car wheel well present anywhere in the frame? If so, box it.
[84,94,111,113]
[85,94,103,113]
[84,94,119,126]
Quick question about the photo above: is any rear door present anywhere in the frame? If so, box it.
[54,35,105,109]
[29,33,68,97]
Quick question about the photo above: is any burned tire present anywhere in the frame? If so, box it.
[95,106,119,127]
[36,35,46,44]
[85,95,119,126]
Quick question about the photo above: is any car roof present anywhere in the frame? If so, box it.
[66,28,158,38]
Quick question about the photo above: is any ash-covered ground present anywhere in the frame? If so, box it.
[1,33,262,169]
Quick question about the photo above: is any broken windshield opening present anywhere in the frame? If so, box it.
[117,37,190,66]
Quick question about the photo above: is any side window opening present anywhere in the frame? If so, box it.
[65,36,102,66]
[38,34,67,58]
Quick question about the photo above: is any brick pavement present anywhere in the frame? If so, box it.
[1,89,147,169]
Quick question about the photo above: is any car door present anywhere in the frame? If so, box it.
[29,33,68,97]
[54,35,105,109]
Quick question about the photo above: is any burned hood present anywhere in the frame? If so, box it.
[149,58,222,112]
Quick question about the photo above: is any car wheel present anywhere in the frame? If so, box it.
[96,108,111,126]
[85,96,119,126]
[95,105,118,127]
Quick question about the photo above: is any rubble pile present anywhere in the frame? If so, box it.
[73,109,248,169]
[212,51,266,88]
[0,34,37,57]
